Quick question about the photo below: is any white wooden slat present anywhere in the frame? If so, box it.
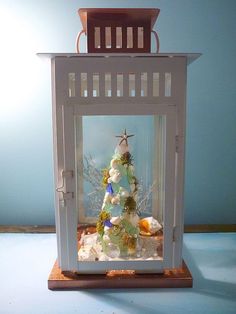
[61,104,78,271]
[75,115,84,224]
[147,71,153,98]
[53,58,77,271]
[67,95,174,106]
[75,72,80,99]
[62,57,179,105]
[135,72,141,98]
[53,59,70,270]
[99,72,105,98]
[159,72,165,98]
[153,115,165,222]
[163,110,176,268]
[77,260,163,274]
[172,58,187,268]
[73,103,175,116]
[111,71,117,98]
[51,59,62,264]
[123,73,129,98]
[87,72,93,98]
[152,116,159,220]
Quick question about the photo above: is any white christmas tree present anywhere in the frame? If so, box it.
[96,129,140,257]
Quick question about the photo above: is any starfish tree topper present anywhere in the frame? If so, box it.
[115,129,134,146]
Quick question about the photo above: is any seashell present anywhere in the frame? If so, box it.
[109,168,116,176]
[110,159,119,169]
[111,195,120,205]
[139,217,162,235]
[120,187,129,198]
[109,169,122,183]
[110,216,121,225]
[111,174,121,183]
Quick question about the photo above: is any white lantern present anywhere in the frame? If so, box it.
[39,8,200,289]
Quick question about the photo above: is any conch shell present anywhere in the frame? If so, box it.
[139,217,162,236]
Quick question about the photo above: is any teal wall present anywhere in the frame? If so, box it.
[0,0,235,225]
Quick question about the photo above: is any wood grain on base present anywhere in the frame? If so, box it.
[48,260,192,290]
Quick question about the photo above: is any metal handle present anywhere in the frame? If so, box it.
[151,30,160,53]
[76,30,86,53]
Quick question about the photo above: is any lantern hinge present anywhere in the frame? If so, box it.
[61,192,74,200]
[61,170,74,179]
[173,226,177,242]
[175,135,179,153]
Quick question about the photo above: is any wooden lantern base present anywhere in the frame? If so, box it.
[48,260,192,290]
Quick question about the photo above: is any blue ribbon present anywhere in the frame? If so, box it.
[106,183,114,195]
[104,220,113,228]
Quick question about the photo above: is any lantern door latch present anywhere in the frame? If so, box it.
[56,170,74,201]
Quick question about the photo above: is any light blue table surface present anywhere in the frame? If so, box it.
[0,232,235,314]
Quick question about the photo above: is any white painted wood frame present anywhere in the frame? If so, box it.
[48,54,200,271]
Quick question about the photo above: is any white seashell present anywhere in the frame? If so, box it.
[120,188,129,198]
[110,159,119,169]
[109,168,116,176]
[111,172,121,183]
[111,195,120,205]
[110,216,121,225]
[148,217,162,233]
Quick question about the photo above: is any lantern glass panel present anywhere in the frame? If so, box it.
[76,114,166,264]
